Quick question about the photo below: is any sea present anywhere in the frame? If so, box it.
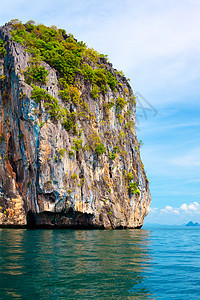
[0,225,200,299]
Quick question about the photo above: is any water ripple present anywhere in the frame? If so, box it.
[0,226,200,299]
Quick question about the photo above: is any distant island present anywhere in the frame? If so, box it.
[186,221,200,227]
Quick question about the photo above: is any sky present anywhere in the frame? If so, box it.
[1,0,200,224]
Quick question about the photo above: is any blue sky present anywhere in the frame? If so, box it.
[1,0,200,224]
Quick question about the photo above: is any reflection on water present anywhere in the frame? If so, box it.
[0,229,152,299]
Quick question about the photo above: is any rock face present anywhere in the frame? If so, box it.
[0,22,151,229]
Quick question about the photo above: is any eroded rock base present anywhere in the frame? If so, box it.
[26,210,99,229]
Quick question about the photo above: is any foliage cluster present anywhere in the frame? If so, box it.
[25,59,49,85]
[126,172,135,182]
[0,39,7,58]
[71,173,78,180]
[62,111,78,134]
[30,85,79,134]
[80,63,118,97]
[109,152,117,160]
[30,85,63,119]
[128,182,140,195]
[68,150,74,158]
[116,96,127,112]
[58,78,80,104]
[58,148,66,157]
[72,138,83,152]
[95,142,107,155]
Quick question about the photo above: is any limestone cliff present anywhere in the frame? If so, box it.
[0,20,151,229]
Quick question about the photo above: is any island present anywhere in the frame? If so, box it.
[186,221,200,227]
[0,19,151,229]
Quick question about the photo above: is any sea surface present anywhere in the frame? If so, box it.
[0,225,200,299]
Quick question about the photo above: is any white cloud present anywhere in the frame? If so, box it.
[180,202,200,213]
[180,203,188,211]
[159,202,200,216]
[161,205,179,214]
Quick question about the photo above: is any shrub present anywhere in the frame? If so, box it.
[109,152,117,160]
[69,150,74,158]
[80,63,94,81]
[118,130,126,139]
[80,64,117,94]
[113,145,121,153]
[72,138,83,152]
[95,143,106,155]
[117,114,124,124]
[124,121,134,130]
[31,85,61,119]
[129,182,140,195]
[71,174,78,180]
[58,148,66,157]
[30,85,49,103]
[126,172,134,182]
[114,70,125,77]
[116,96,127,111]
[62,117,73,131]
[91,84,100,99]
[83,144,90,151]
[39,122,45,128]
[124,88,129,95]
[59,85,80,104]
[43,98,61,119]
[0,39,7,57]
[25,64,49,84]
[82,47,103,64]
[106,71,118,90]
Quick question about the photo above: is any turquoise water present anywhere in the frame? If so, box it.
[0,226,200,299]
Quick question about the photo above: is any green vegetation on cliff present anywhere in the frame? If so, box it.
[10,19,117,90]
[0,39,7,58]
